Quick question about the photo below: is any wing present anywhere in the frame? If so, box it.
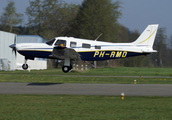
[52,47,81,61]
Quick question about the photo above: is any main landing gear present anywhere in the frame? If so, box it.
[22,59,28,70]
[62,64,72,73]
[62,58,72,73]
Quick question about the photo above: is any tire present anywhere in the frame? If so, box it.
[62,66,70,73]
[22,64,28,70]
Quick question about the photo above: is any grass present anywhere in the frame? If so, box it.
[0,74,172,84]
[0,67,172,119]
[82,67,172,76]
[0,95,172,120]
[1,67,172,76]
[0,67,172,84]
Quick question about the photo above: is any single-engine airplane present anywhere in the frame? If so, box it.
[9,24,159,73]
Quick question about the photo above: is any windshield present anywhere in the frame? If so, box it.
[46,38,56,46]
[54,40,66,47]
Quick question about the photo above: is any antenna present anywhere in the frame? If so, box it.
[95,33,103,41]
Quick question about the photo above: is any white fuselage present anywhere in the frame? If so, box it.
[15,36,154,61]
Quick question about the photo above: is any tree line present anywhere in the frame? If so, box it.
[0,0,171,68]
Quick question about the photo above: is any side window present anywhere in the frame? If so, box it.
[70,42,77,47]
[82,43,91,48]
[95,45,101,49]
[55,40,66,47]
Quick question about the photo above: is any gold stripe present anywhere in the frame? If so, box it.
[139,29,156,44]
[20,49,142,53]
[34,50,52,52]
[77,50,142,53]
[77,50,113,52]
[20,50,52,52]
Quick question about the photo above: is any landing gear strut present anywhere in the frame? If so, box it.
[22,59,28,70]
[62,58,72,73]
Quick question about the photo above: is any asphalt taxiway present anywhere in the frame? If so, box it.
[0,83,172,96]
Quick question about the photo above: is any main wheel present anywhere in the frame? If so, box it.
[22,64,28,70]
[62,66,70,73]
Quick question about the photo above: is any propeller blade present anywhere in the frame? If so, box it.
[9,35,17,57]
[14,35,17,57]
[14,48,17,57]
[14,35,16,44]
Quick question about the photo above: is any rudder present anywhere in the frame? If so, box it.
[132,24,159,48]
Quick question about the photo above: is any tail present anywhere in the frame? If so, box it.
[132,24,159,49]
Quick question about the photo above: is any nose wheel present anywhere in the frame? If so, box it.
[22,59,28,70]
[22,64,28,70]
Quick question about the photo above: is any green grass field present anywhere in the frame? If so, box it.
[0,67,172,119]
[1,74,172,84]
[1,67,172,76]
[0,67,172,84]
[0,95,172,120]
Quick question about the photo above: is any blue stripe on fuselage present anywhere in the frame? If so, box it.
[18,49,147,61]
[18,50,52,58]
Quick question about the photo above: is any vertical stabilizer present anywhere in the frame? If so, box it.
[133,24,159,48]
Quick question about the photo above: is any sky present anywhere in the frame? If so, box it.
[0,0,171,38]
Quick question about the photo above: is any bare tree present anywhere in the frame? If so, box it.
[152,27,167,67]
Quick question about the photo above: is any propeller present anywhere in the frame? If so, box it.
[9,35,17,57]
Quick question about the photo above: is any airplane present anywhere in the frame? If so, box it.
[9,24,159,73]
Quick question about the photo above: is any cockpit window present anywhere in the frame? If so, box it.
[54,40,66,47]
[46,38,56,46]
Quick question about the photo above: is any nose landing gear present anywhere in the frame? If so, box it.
[22,59,28,70]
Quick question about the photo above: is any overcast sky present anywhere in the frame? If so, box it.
[0,0,171,38]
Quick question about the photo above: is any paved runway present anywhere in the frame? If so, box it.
[0,83,172,96]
